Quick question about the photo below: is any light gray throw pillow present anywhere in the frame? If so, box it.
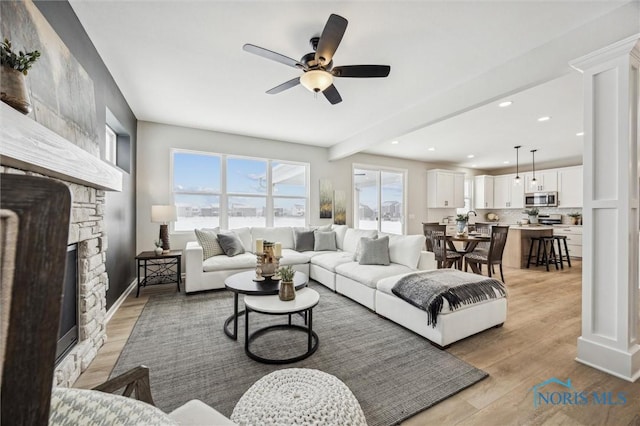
[194,228,224,260]
[358,236,390,265]
[314,230,337,251]
[217,232,245,257]
[294,228,315,252]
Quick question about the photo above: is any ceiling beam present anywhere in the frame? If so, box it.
[328,2,640,161]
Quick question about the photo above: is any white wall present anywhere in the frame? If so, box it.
[136,121,479,252]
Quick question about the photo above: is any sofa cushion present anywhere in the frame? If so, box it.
[231,227,252,252]
[314,230,337,251]
[217,232,245,257]
[293,228,315,252]
[309,251,354,272]
[251,227,294,250]
[203,253,256,272]
[311,224,332,232]
[279,249,312,266]
[194,228,224,260]
[359,236,390,266]
[379,233,426,269]
[335,262,413,288]
[343,229,377,254]
[299,250,336,258]
[332,225,348,250]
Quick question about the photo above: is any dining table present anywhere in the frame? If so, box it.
[446,233,491,273]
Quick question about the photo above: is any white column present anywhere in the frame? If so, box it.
[571,34,640,382]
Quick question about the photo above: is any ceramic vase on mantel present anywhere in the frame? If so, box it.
[279,281,295,301]
[0,66,32,114]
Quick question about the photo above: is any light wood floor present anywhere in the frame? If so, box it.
[75,261,640,425]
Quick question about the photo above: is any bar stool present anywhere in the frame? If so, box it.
[537,236,560,271]
[552,235,572,268]
[526,237,543,268]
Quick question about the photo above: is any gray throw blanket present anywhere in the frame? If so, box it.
[392,270,506,327]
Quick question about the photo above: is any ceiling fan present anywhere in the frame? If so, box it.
[243,14,391,105]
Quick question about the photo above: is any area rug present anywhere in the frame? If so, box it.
[112,282,487,426]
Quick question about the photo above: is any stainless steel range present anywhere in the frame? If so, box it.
[538,214,562,225]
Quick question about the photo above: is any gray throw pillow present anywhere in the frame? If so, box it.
[294,228,315,252]
[314,231,337,251]
[194,228,224,260]
[217,232,245,257]
[358,236,390,265]
[354,235,378,261]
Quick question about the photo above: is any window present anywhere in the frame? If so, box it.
[353,165,406,234]
[105,125,117,164]
[172,150,309,230]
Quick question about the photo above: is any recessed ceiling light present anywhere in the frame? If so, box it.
[391,140,399,145]
[576,132,584,136]
[503,161,510,164]
[467,154,475,158]
[471,164,477,168]
[498,101,513,108]
[537,116,551,122]
[427,147,435,151]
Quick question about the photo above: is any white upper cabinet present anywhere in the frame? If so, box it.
[427,169,465,208]
[524,170,558,192]
[474,175,494,209]
[558,166,583,208]
[493,174,525,209]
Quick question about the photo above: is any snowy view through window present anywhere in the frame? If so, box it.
[173,152,308,231]
[354,168,404,234]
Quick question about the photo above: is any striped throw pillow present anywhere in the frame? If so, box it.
[195,228,224,259]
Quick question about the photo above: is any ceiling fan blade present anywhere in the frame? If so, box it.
[332,65,391,78]
[266,77,300,94]
[243,44,304,69]
[323,84,342,105]
[315,14,348,66]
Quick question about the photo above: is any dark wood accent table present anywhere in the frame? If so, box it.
[135,250,182,297]
[223,271,308,340]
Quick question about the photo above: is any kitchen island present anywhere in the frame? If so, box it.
[503,225,554,269]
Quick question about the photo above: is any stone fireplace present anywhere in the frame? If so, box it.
[1,102,123,387]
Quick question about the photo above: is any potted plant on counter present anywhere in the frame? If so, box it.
[523,208,539,224]
[0,38,41,114]
[568,212,582,225]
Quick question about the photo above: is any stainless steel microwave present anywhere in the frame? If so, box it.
[525,192,558,207]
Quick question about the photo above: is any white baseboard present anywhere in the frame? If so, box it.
[105,278,137,324]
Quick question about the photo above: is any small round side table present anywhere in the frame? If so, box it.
[244,287,319,364]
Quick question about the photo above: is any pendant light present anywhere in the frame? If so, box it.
[514,145,522,184]
[530,149,538,188]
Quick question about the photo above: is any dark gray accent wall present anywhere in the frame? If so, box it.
[35,1,137,310]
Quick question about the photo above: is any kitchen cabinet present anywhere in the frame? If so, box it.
[553,226,582,258]
[558,166,583,208]
[427,169,465,208]
[493,174,525,209]
[474,175,494,209]
[525,170,558,192]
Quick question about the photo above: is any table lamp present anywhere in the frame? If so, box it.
[151,205,177,253]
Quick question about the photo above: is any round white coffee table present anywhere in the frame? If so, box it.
[244,287,319,364]
[231,368,367,426]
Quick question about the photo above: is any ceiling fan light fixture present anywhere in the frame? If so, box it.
[300,70,333,93]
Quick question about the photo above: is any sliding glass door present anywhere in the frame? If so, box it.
[353,166,406,234]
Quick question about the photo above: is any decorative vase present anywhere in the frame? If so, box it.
[1,66,32,114]
[279,281,295,301]
[570,217,579,225]
[456,220,467,235]
[529,215,539,224]
[154,247,163,255]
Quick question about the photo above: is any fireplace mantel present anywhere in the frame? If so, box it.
[0,102,122,191]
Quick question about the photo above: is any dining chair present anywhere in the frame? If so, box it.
[425,230,462,269]
[463,226,510,282]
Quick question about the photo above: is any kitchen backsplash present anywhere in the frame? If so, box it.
[475,207,582,225]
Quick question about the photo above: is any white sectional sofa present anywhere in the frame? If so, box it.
[185,225,507,347]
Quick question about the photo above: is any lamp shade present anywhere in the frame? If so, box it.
[300,70,333,93]
[151,205,177,223]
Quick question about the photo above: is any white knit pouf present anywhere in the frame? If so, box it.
[231,368,367,426]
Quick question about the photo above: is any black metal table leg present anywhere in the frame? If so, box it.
[136,259,141,297]
[223,293,242,340]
